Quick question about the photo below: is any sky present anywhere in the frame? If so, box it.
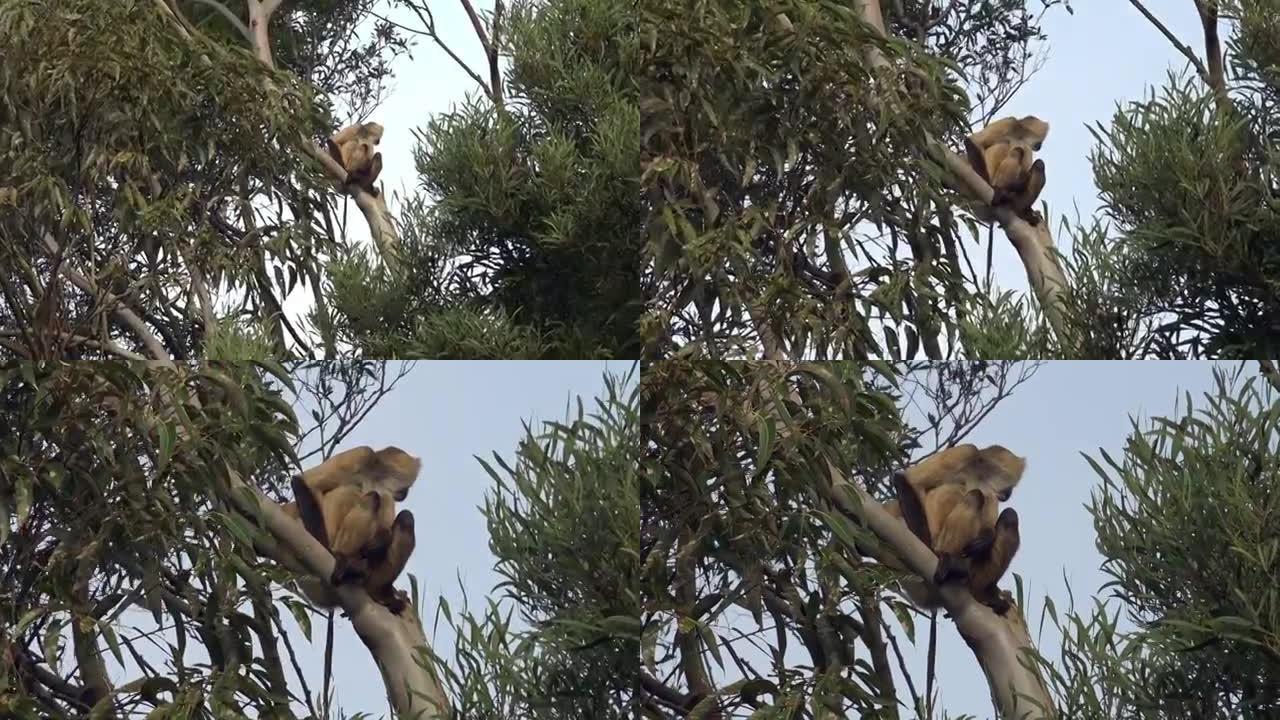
[982,1,1206,295]
[285,360,633,715]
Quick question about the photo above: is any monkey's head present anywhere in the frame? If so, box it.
[1017,116,1050,148]
[374,446,421,500]
[976,445,1026,500]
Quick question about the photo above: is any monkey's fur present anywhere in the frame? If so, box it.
[873,445,1025,614]
[284,446,420,613]
[964,116,1049,225]
[327,122,384,196]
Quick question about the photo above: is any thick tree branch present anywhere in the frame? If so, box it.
[227,473,451,719]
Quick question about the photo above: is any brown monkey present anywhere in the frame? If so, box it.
[879,446,1026,613]
[327,122,384,196]
[875,497,1013,614]
[292,445,420,547]
[964,116,1049,224]
[280,446,421,614]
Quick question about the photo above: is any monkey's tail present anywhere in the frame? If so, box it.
[985,223,995,292]
[925,609,938,716]
[321,609,335,717]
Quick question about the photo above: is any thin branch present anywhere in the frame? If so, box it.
[1126,0,1210,83]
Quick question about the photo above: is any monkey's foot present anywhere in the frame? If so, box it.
[933,554,969,586]
[330,556,368,586]
[1020,209,1043,226]
[372,589,410,614]
[983,590,1014,615]
[385,590,410,615]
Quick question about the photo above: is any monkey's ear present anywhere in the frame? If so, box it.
[964,137,990,181]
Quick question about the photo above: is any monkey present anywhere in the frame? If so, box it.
[280,494,417,613]
[292,445,420,548]
[278,446,421,613]
[869,446,1025,614]
[327,122,384,196]
[963,116,1049,225]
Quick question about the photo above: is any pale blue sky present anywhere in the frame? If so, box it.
[289,360,633,715]
[978,1,1204,295]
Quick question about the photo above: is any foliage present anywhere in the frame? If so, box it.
[1086,76,1280,357]
[0,0,349,360]
[1044,364,1280,716]
[0,361,635,719]
[640,0,1064,359]
[1066,1,1280,358]
[176,0,409,116]
[437,366,640,718]
[333,0,641,359]
[0,361,304,718]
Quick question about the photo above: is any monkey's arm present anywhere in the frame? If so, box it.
[300,446,377,494]
[964,137,992,181]
[968,508,1020,614]
[990,147,1030,206]
[291,478,330,547]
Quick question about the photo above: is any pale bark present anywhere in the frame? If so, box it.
[229,474,452,719]
[243,0,402,265]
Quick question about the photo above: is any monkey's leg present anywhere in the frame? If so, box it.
[331,553,371,586]
[1014,159,1047,226]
